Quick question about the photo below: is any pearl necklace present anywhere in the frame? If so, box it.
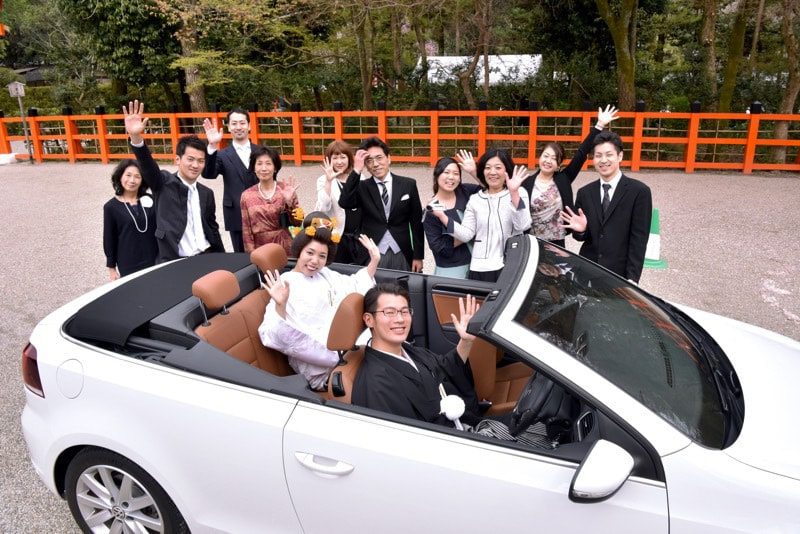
[122,198,148,233]
[258,181,276,201]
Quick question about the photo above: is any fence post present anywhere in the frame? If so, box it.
[290,102,304,165]
[429,101,439,166]
[169,113,180,157]
[743,101,762,174]
[0,114,9,153]
[377,100,388,142]
[477,100,488,157]
[333,100,344,142]
[526,100,538,168]
[62,112,80,163]
[631,100,645,172]
[684,101,701,173]
[96,115,110,164]
[27,111,43,163]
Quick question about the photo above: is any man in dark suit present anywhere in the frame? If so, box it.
[338,136,424,272]
[561,130,652,283]
[123,100,225,263]
[352,283,481,427]
[201,107,259,252]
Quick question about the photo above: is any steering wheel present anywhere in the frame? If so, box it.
[507,371,572,436]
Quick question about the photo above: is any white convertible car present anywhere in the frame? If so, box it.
[21,235,800,533]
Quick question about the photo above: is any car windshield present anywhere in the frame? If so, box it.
[513,241,728,448]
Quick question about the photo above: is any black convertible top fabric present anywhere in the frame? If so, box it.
[65,253,252,346]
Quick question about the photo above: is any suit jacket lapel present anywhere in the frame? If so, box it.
[603,176,628,222]
[370,178,388,222]
[589,181,605,226]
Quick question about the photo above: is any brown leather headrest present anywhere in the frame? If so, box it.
[192,270,240,310]
[250,243,288,274]
[327,293,365,352]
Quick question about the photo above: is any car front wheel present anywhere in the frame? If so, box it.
[65,447,187,534]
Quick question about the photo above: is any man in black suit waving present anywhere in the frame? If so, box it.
[201,107,259,252]
[123,100,225,263]
[339,136,424,272]
[560,131,652,283]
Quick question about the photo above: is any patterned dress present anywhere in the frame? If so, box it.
[529,181,566,241]
[240,182,300,254]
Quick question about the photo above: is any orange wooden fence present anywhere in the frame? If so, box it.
[1,109,798,173]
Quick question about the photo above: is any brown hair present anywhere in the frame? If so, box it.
[324,140,354,175]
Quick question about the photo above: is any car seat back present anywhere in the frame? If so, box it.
[192,269,293,376]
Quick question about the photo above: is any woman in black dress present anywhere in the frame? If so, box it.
[103,159,158,280]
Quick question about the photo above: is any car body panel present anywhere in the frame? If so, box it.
[23,323,303,533]
[675,305,800,480]
[663,443,800,533]
[283,403,668,533]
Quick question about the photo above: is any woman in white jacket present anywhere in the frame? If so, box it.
[447,148,531,282]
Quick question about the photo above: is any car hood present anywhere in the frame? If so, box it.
[679,305,800,481]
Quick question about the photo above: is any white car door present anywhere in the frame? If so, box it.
[283,403,668,533]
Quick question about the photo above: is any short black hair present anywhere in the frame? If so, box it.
[476,148,514,189]
[363,283,410,314]
[432,156,461,194]
[110,159,146,197]
[176,134,207,157]
[249,145,282,177]
[592,130,624,154]
[359,136,390,156]
[227,107,250,123]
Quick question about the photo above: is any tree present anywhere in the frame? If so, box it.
[595,0,639,109]
[61,0,181,105]
[717,0,752,112]
[696,0,718,104]
[770,0,800,162]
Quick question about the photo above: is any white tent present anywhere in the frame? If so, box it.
[420,54,542,85]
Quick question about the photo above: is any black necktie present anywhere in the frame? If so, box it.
[602,183,611,215]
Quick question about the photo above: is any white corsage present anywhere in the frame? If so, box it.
[140,195,154,208]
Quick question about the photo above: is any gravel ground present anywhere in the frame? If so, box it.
[0,160,798,531]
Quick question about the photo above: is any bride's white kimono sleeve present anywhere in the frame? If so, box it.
[258,266,374,389]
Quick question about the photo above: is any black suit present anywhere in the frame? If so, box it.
[573,174,652,282]
[338,170,424,267]
[201,143,259,252]
[352,344,480,427]
[132,142,224,263]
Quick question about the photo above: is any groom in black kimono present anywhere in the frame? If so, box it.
[351,283,481,427]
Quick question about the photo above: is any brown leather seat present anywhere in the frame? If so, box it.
[192,269,293,376]
[431,293,532,415]
[468,337,532,415]
[324,293,367,403]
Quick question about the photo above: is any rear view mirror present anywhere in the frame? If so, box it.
[569,439,634,503]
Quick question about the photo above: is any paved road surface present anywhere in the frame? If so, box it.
[1,160,798,531]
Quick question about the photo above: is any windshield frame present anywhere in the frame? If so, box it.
[490,236,743,449]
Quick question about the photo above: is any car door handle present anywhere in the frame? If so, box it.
[294,452,355,477]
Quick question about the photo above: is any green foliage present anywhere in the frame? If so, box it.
[0,0,797,115]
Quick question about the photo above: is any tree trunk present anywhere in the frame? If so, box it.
[412,11,430,108]
[697,0,718,102]
[353,5,373,110]
[595,0,638,110]
[480,1,490,100]
[748,0,766,71]
[718,0,750,112]
[178,35,207,113]
[391,7,405,94]
[770,0,800,162]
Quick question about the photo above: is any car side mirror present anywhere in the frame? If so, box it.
[569,439,634,503]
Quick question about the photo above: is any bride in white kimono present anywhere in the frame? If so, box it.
[258,219,380,390]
